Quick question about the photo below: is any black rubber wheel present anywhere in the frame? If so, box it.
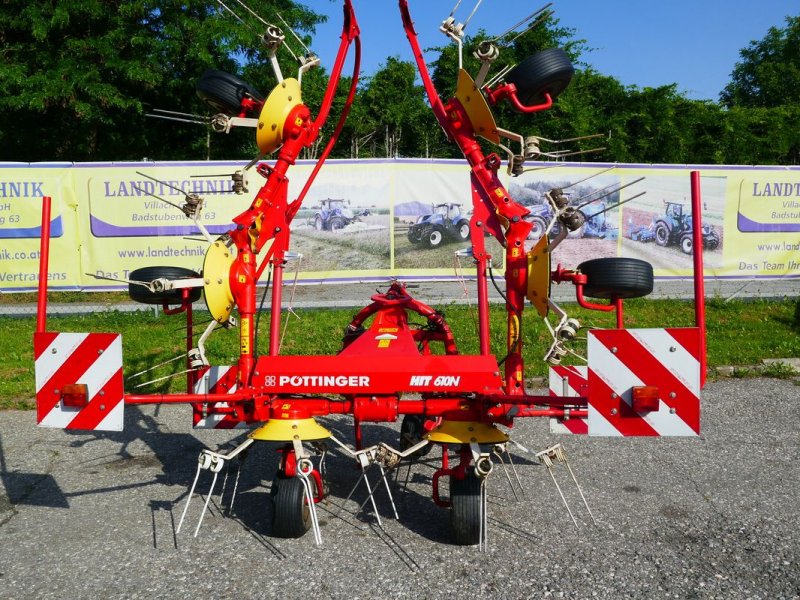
[272,473,312,538]
[426,226,445,248]
[505,48,574,108]
[578,257,653,299]
[128,266,202,305]
[705,231,720,250]
[655,222,669,247]
[450,469,482,546]
[313,215,324,231]
[196,69,264,115]
[399,415,433,457]
[329,216,346,231]
[680,235,693,255]
[456,220,471,241]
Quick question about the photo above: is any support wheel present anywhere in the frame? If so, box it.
[271,473,312,538]
[128,266,202,305]
[196,69,264,115]
[578,257,653,299]
[450,469,482,546]
[505,48,574,108]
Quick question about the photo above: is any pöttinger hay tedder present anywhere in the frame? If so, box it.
[33,0,708,547]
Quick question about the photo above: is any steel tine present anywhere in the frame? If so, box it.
[561,165,617,190]
[505,447,525,496]
[502,10,552,46]
[379,465,399,520]
[299,475,322,545]
[193,468,220,537]
[333,471,367,517]
[495,448,519,501]
[127,353,188,379]
[360,465,383,528]
[130,184,186,214]
[575,176,646,209]
[491,3,552,43]
[563,460,597,525]
[176,459,203,534]
[583,191,647,220]
[462,0,483,31]
[547,465,578,529]
[479,479,488,552]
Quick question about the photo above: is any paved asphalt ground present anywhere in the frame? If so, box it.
[0,377,798,599]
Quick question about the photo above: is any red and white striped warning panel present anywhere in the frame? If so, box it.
[548,365,588,435]
[192,366,250,429]
[34,332,124,431]
[587,328,701,437]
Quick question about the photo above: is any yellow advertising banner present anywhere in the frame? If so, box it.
[0,164,81,290]
[0,160,798,293]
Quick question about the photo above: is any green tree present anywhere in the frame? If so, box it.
[720,15,800,108]
[0,0,322,162]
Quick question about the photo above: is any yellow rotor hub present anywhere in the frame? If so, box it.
[454,69,500,144]
[256,78,303,154]
[526,235,551,317]
[426,420,509,444]
[202,239,236,323]
[249,418,331,442]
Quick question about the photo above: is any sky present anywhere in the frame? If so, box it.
[294,0,798,101]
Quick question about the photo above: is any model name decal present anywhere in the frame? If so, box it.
[409,375,461,387]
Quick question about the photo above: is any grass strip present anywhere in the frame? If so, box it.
[2,297,798,410]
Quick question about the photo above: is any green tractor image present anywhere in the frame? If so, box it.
[407,202,471,248]
[654,201,720,254]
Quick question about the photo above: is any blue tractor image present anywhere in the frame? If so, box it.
[407,202,471,248]
[630,201,719,254]
[308,198,369,231]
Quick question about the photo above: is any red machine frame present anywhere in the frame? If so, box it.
[33,0,708,545]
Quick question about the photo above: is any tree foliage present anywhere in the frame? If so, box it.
[0,3,797,165]
[720,16,800,108]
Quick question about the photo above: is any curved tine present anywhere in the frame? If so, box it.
[575,177,645,209]
[130,184,185,213]
[491,3,552,43]
[135,171,186,196]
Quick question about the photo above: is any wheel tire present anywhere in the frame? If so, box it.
[450,469,481,546]
[705,231,720,250]
[399,415,433,457]
[655,223,669,247]
[407,228,420,243]
[505,48,574,108]
[329,217,346,231]
[314,215,324,231]
[680,235,693,255]
[272,473,312,538]
[128,266,202,305]
[578,257,653,299]
[456,220,471,241]
[526,216,547,240]
[196,69,264,115]
[426,226,445,248]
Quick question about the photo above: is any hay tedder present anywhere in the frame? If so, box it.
[32,0,708,548]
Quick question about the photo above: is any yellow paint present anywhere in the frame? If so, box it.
[426,420,509,444]
[526,236,551,317]
[256,78,303,154]
[249,418,331,441]
[378,339,390,348]
[454,69,500,143]
[240,317,251,355]
[202,240,236,323]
